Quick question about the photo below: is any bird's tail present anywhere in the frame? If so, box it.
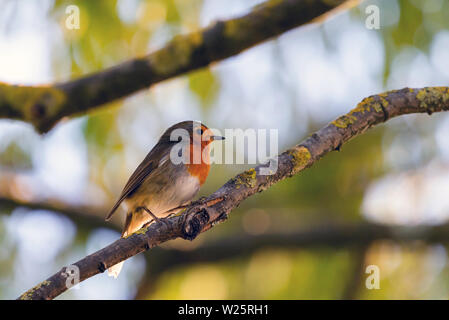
[108,261,124,279]
[108,211,141,279]
[107,228,127,278]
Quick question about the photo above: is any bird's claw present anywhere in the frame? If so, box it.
[198,195,226,208]
[139,206,170,228]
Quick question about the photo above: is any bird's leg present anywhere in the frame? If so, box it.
[198,195,226,207]
[162,196,226,216]
[191,195,226,208]
[139,206,160,221]
[141,220,152,229]
[164,210,182,220]
[162,204,189,217]
[138,206,169,228]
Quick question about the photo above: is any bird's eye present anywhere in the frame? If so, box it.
[196,128,203,135]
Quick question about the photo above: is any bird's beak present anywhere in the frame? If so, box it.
[211,135,225,141]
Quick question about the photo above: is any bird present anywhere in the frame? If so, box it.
[105,120,224,278]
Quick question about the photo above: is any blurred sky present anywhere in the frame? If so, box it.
[1,0,449,299]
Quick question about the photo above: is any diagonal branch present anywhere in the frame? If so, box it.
[17,86,449,300]
[0,196,119,230]
[0,0,351,133]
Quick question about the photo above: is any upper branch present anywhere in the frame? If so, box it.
[0,0,350,133]
[18,86,449,300]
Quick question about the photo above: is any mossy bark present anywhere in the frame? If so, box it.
[0,0,348,133]
[18,86,449,300]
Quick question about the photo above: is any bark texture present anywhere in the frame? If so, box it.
[18,86,449,300]
[0,0,349,133]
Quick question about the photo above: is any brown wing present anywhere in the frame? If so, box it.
[105,145,167,220]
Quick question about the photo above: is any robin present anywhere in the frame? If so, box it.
[105,120,224,278]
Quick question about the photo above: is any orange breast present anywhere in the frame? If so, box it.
[186,143,211,186]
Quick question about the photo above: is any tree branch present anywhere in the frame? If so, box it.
[135,221,449,299]
[0,0,350,133]
[17,86,449,300]
[341,244,370,299]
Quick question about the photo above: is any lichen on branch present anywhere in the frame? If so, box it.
[0,0,350,133]
[18,86,449,300]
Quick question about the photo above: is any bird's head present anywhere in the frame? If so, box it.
[159,120,225,150]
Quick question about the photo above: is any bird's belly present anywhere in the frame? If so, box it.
[124,170,200,218]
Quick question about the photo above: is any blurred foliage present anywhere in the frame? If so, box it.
[1,0,449,299]
[0,141,32,170]
[150,248,353,299]
[354,0,449,83]
[188,69,219,107]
